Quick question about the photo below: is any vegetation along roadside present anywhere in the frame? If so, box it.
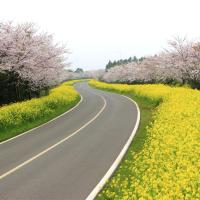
[0,80,84,142]
[89,80,200,199]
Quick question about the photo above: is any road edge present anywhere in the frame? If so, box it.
[0,94,107,181]
[86,95,140,200]
[0,95,83,145]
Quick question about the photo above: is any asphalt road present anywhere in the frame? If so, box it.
[0,82,138,200]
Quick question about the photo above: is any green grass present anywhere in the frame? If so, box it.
[88,86,159,199]
[0,96,80,142]
[126,93,158,153]
[0,79,86,142]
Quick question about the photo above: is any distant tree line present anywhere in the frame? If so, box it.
[105,56,145,71]
[102,37,200,89]
[64,67,104,80]
[74,68,84,73]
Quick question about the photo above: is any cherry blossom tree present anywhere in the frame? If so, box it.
[63,69,105,80]
[83,69,105,80]
[0,22,69,102]
[102,37,200,88]
[165,37,200,86]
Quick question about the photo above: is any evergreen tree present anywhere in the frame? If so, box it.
[75,68,84,73]
[105,56,143,70]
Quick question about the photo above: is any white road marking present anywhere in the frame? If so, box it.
[86,94,140,200]
[0,94,107,181]
[0,96,83,146]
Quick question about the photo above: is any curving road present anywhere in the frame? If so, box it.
[0,82,138,200]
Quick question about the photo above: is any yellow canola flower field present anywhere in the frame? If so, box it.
[90,80,200,199]
[0,81,80,138]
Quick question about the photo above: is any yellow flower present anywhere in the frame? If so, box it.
[90,80,200,199]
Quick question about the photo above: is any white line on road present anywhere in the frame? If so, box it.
[0,94,107,181]
[0,95,83,146]
[86,95,140,200]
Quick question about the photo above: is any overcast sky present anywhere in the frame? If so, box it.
[1,0,200,70]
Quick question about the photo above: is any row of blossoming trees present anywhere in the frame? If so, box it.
[102,37,200,89]
[0,22,70,105]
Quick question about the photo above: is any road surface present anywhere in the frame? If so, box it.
[0,82,138,200]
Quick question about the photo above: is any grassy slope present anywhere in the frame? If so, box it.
[0,80,84,142]
[126,93,158,153]
[0,99,79,142]
[89,83,159,199]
